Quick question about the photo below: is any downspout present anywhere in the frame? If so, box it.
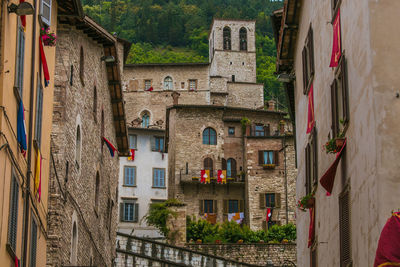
[22,0,37,266]
[284,134,289,225]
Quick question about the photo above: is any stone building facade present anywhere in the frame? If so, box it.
[47,14,128,267]
[120,18,297,230]
[274,0,400,266]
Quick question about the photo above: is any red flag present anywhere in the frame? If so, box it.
[329,9,341,67]
[217,170,222,184]
[39,37,50,86]
[320,138,346,195]
[308,206,315,248]
[306,83,315,134]
[266,208,272,223]
[200,170,206,184]
[20,0,26,31]
[146,87,154,91]
[374,212,400,266]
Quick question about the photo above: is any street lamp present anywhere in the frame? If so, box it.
[8,2,35,16]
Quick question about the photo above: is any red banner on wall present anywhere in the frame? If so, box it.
[306,84,315,134]
[374,212,400,266]
[329,9,341,67]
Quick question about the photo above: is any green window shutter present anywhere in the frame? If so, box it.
[134,203,139,222]
[275,193,281,208]
[274,151,279,165]
[258,151,264,165]
[239,200,244,212]
[259,193,266,209]
[119,203,124,222]
[223,200,228,214]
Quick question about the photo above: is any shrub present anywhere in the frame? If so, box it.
[186,216,219,243]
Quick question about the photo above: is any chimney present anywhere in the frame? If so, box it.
[171,92,181,105]
[267,100,276,111]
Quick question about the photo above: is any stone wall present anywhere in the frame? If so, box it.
[227,82,264,109]
[47,24,120,267]
[187,243,297,266]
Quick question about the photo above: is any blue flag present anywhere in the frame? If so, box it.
[17,100,27,157]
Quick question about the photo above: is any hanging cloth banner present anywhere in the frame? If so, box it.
[217,170,227,184]
[34,149,42,202]
[128,149,135,161]
[319,138,347,195]
[306,83,315,134]
[103,137,118,157]
[17,99,27,157]
[308,206,315,248]
[200,170,210,184]
[39,37,50,87]
[266,208,272,224]
[228,212,244,224]
[20,0,26,31]
[374,212,400,266]
[329,9,341,68]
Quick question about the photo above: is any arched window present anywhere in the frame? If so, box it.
[204,157,213,178]
[75,126,81,168]
[71,221,77,264]
[93,86,97,115]
[227,158,237,178]
[239,27,247,51]
[79,47,84,85]
[95,172,100,211]
[203,127,217,145]
[141,112,150,128]
[164,76,173,90]
[223,27,231,50]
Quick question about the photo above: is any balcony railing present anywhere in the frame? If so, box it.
[178,169,245,183]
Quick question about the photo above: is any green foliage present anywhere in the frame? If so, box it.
[186,217,296,244]
[145,199,184,237]
[240,117,251,132]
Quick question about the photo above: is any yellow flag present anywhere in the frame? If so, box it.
[34,149,41,201]
[205,170,210,184]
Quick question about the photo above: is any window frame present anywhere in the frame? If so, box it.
[40,0,52,26]
[302,25,315,95]
[124,166,136,187]
[79,46,84,86]
[163,76,173,90]
[153,136,164,152]
[189,79,197,91]
[239,27,247,51]
[15,22,25,98]
[128,134,137,150]
[144,79,152,90]
[228,127,235,136]
[153,168,166,188]
[227,158,237,178]
[305,127,318,195]
[121,200,138,223]
[259,150,279,165]
[228,200,239,213]
[34,76,44,148]
[142,113,150,128]
[223,26,232,50]
[203,200,214,214]
[202,127,217,145]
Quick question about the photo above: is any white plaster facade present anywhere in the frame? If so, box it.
[117,129,168,238]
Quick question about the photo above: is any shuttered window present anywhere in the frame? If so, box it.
[8,175,19,251]
[128,135,137,150]
[305,128,318,194]
[153,168,165,188]
[302,26,315,94]
[144,80,151,90]
[203,200,214,213]
[223,199,244,214]
[29,217,38,267]
[189,80,197,91]
[15,24,25,97]
[121,201,138,222]
[259,151,279,165]
[124,166,136,186]
[260,193,281,208]
[152,136,164,152]
[34,78,44,148]
[40,0,52,26]
[331,55,349,138]
[339,187,351,266]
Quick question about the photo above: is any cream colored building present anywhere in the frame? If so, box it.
[0,0,79,266]
[274,0,400,266]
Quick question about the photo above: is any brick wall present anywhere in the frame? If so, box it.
[187,243,297,266]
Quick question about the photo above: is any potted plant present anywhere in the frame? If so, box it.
[40,27,57,46]
[263,164,276,169]
[297,192,315,212]
[237,239,244,244]
[324,131,345,154]
[196,239,202,244]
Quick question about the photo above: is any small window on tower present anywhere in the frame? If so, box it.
[181,82,185,89]
[189,80,197,91]
[228,127,235,136]
[144,80,151,90]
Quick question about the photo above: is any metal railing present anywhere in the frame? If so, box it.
[179,169,245,183]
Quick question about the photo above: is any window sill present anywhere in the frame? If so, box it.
[152,186,166,189]
[122,185,137,188]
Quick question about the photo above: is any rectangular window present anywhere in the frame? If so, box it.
[228,127,235,136]
[305,128,318,195]
[181,82,185,89]
[124,166,136,186]
[15,23,25,97]
[302,26,315,94]
[228,200,239,213]
[144,80,151,90]
[128,134,137,150]
[121,201,138,222]
[339,186,351,266]
[153,137,164,152]
[204,200,214,213]
[29,216,38,267]
[265,193,275,208]
[153,168,165,188]
[260,193,281,208]
[255,125,265,136]
[331,56,349,138]
[8,175,19,251]
[189,80,197,91]
[40,0,52,26]
[34,78,43,148]
[259,151,279,165]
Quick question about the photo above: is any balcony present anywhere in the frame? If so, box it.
[178,169,245,184]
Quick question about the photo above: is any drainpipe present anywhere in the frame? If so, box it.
[22,1,37,266]
[284,135,289,225]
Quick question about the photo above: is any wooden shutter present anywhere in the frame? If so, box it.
[151,136,156,151]
[223,200,228,214]
[199,200,204,214]
[258,151,264,165]
[251,124,256,136]
[309,27,315,77]
[213,200,218,214]
[339,188,351,266]
[259,193,266,208]
[275,193,281,208]
[231,159,237,177]
[8,177,19,250]
[134,203,139,222]
[312,129,318,185]
[264,125,270,136]
[29,218,38,267]
[331,80,338,137]
[302,47,308,94]
[239,200,244,212]
[341,56,350,124]
[305,144,311,195]
[221,158,227,170]
[274,151,279,165]
[119,203,124,222]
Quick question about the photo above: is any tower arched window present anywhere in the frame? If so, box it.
[203,127,217,145]
[75,126,81,168]
[71,221,77,264]
[164,76,173,90]
[142,112,150,128]
[204,157,214,177]
[227,158,237,178]
[240,27,247,51]
[223,27,231,50]
[95,172,100,211]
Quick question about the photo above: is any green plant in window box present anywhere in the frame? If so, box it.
[324,131,345,154]
[240,117,251,133]
[297,192,315,212]
[192,177,200,181]
[263,164,276,169]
